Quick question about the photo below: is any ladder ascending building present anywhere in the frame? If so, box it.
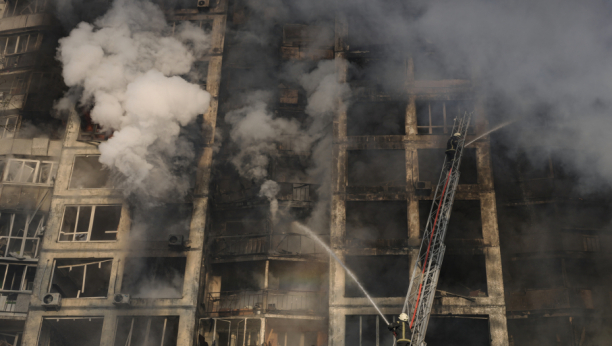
[402,112,472,346]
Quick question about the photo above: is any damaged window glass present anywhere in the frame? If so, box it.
[59,205,122,242]
[49,258,112,298]
[40,317,104,346]
[121,257,186,298]
[0,212,43,258]
[69,155,111,189]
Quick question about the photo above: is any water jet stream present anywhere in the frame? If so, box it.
[294,222,390,325]
[465,120,516,146]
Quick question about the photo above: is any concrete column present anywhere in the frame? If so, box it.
[489,310,510,346]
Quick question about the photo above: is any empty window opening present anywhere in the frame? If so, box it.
[0,263,35,312]
[130,203,192,241]
[268,261,326,292]
[347,101,406,136]
[416,101,474,135]
[346,315,396,346]
[418,148,477,185]
[347,150,406,187]
[0,115,19,138]
[49,258,112,298]
[0,33,41,55]
[0,212,43,258]
[437,254,487,297]
[506,258,563,292]
[507,317,573,346]
[0,329,22,346]
[39,317,104,346]
[207,262,266,313]
[78,107,110,142]
[3,159,56,184]
[419,200,482,239]
[425,316,490,346]
[345,255,410,297]
[200,318,263,346]
[122,257,186,298]
[345,201,407,244]
[59,205,121,242]
[69,156,111,189]
[114,316,179,346]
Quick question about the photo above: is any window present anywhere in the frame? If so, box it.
[583,235,600,252]
[0,33,40,56]
[418,148,478,184]
[121,257,186,298]
[49,258,112,298]
[416,100,474,135]
[0,115,19,139]
[114,316,179,346]
[345,201,407,242]
[59,205,122,242]
[347,100,406,136]
[345,256,411,297]
[0,331,22,346]
[3,0,49,18]
[3,159,56,184]
[40,317,104,346]
[346,315,396,346]
[0,263,36,312]
[69,155,111,189]
[130,203,191,241]
[0,212,43,258]
[347,150,406,187]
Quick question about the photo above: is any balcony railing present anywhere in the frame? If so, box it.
[0,293,17,312]
[206,290,327,315]
[212,233,329,258]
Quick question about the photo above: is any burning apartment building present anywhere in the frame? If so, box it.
[0,0,611,345]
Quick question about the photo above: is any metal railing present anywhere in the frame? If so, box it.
[206,290,326,314]
[0,293,17,312]
[212,233,329,257]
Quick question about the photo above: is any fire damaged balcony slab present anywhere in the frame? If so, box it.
[211,233,329,261]
[206,290,327,316]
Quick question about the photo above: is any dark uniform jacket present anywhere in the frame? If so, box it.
[388,320,412,344]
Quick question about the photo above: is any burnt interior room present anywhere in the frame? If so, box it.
[60,205,121,242]
[268,260,327,292]
[121,257,186,298]
[437,253,487,297]
[345,255,411,297]
[69,155,111,189]
[347,100,407,136]
[345,201,407,243]
[347,150,406,187]
[412,40,469,81]
[130,202,193,240]
[50,258,112,298]
[211,261,265,292]
[424,316,490,346]
[418,148,477,184]
[39,318,104,346]
[345,315,396,346]
[419,200,482,239]
[114,316,180,346]
[507,317,574,346]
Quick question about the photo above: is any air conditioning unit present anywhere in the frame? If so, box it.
[168,234,185,249]
[42,293,61,311]
[197,0,210,8]
[415,181,433,196]
[113,294,131,306]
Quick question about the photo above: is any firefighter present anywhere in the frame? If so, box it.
[388,313,412,346]
[445,132,462,164]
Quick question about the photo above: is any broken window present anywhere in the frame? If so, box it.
[0,212,43,258]
[507,258,563,291]
[59,205,121,242]
[130,203,192,241]
[3,158,56,184]
[345,255,411,297]
[0,33,40,55]
[268,261,326,292]
[345,201,407,245]
[437,254,487,297]
[0,115,19,138]
[213,261,265,292]
[49,258,112,298]
[416,100,474,135]
[0,330,22,346]
[201,318,262,346]
[39,317,104,346]
[347,150,406,187]
[418,148,477,185]
[69,155,111,189]
[507,317,573,346]
[0,263,35,312]
[425,316,490,346]
[419,200,482,239]
[345,315,396,346]
[78,108,110,142]
[347,101,406,136]
[114,316,179,346]
[121,257,186,298]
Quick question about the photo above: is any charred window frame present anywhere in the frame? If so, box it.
[0,212,43,258]
[0,263,36,312]
[2,158,56,184]
[49,258,112,298]
[416,100,474,135]
[0,331,22,345]
[59,205,122,242]
[0,115,19,138]
[0,33,41,56]
[3,0,49,17]
[114,316,179,346]
[40,317,104,346]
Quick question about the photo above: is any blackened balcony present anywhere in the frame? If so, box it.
[206,290,327,316]
[211,233,329,260]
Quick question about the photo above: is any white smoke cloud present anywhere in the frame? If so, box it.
[56,0,211,199]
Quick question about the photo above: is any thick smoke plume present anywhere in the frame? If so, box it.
[56,0,211,200]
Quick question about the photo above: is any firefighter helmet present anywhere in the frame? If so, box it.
[453,132,461,137]
[399,313,409,322]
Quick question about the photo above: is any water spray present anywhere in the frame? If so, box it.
[465,120,516,146]
[293,222,390,325]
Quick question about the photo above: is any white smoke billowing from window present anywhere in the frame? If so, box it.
[55,0,211,200]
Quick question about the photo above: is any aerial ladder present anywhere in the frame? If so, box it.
[402,112,472,346]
